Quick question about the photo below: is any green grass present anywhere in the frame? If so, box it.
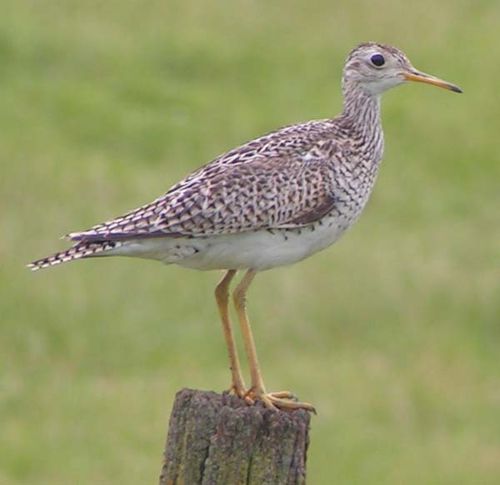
[1,1,499,483]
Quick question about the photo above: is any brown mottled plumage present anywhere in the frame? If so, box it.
[29,43,461,410]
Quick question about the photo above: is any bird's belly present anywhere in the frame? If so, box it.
[113,214,354,271]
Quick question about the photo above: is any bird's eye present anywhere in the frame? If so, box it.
[370,54,385,67]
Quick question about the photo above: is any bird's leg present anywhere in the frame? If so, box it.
[232,269,315,412]
[215,269,248,400]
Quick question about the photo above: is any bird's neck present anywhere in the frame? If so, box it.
[338,80,384,173]
[341,80,382,136]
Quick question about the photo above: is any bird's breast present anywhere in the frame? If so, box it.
[117,211,358,272]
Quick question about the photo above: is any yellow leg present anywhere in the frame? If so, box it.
[232,269,315,412]
[215,270,247,398]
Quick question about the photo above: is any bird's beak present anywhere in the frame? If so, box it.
[404,69,462,93]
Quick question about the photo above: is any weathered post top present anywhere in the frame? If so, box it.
[159,389,311,485]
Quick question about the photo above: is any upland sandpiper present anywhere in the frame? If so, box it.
[29,43,461,411]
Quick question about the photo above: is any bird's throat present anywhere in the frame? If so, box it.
[340,81,383,165]
[341,81,381,130]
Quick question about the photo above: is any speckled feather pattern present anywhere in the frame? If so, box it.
[29,42,391,271]
[73,119,372,239]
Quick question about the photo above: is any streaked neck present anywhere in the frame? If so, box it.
[341,80,381,135]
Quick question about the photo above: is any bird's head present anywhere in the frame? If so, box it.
[343,42,462,96]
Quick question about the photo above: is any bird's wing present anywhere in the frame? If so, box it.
[69,120,345,242]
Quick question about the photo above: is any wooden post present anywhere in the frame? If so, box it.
[159,389,311,485]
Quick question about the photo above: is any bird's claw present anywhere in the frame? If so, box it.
[228,383,315,412]
[246,388,316,413]
[228,383,255,404]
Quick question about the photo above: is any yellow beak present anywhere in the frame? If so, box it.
[404,70,462,93]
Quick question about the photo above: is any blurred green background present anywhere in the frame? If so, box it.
[1,1,499,483]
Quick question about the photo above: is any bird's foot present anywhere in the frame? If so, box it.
[246,388,316,413]
[228,382,255,405]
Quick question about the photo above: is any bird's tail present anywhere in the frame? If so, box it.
[27,240,119,271]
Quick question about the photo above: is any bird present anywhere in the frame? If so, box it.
[29,42,461,412]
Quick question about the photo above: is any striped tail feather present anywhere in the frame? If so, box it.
[28,240,119,271]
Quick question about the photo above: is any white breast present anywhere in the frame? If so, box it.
[108,214,354,271]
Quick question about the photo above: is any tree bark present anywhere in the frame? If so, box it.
[159,389,311,485]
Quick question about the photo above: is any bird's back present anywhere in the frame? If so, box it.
[71,117,375,240]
